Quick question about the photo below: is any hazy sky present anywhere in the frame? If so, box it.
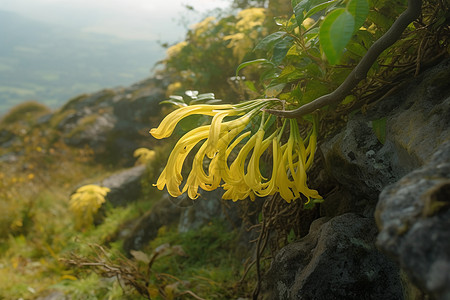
[1,0,229,41]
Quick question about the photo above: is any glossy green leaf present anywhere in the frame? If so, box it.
[266,83,286,97]
[305,0,338,20]
[293,0,311,26]
[254,32,285,51]
[293,0,332,27]
[347,0,369,31]
[197,93,215,100]
[319,8,355,65]
[244,80,258,92]
[168,95,184,102]
[272,36,294,65]
[236,59,272,76]
[159,100,187,107]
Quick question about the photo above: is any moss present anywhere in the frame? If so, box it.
[0,101,50,126]
[60,94,89,111]
[49,108,76,129]
[65,114,100,140]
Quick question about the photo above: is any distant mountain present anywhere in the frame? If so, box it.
[0,10,166,115]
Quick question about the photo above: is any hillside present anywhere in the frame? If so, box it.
[0,10,164,115]
[0,1,449,299]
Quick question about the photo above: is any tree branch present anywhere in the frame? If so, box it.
[265,0,422,118]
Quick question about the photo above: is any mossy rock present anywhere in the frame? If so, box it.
[0,101,50,126]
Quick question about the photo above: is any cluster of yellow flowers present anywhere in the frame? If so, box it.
[150,99,321,204]
[223,8,267,61]
[69,184,110,229]
[134,148,156,165]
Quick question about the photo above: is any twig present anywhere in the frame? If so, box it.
[265,0,423,119]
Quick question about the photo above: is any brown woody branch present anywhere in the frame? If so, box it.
[265,0,422,118]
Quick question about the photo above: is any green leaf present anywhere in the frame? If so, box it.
[305,0,339,20]
[159,100,187,107]
[291,0,302,8]
[304,198,324,209]
[169,95,184,102]
[372,117,387,144]
[287,229,296,243]
[236,59,271,76]
[357,29,375,48]
[185,90,199,99]
[197,93,215,100]
[260,67,280,82]
[254,32,286,51]
[266,83,286,97]
[293,0,332,27]
[293,0,311,26]
[341,95,356,104]
[301,80,330,104]
[346,40,368,57]
[244,80,258,92]
[272,36,294,65]
[160,95,187,107]
[278,65,304,82]
[205,99,222,104]
[319,8,355,65]
[347,0,369,31]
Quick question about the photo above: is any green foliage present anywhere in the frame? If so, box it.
[0,100,50,125]
[146,221,251,298]
[372,117,387,144]
[161,7,270,102]
[0,0,448,298]
[320,8,355,64]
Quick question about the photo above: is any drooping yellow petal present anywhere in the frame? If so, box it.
[154,125,210,197]
[205,110,239,158]
[150,104,233,139]
[256,138,280,197]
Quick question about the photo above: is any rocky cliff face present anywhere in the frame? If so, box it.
[260,58,450,299]
[49,77,167,166]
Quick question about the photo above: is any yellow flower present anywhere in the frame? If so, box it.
[150,104,234,139]
[150,98,322,204]
[192,16,216,36]
[275,120,321,204]
[154,125,210,197]
[69,184,110,229]
[133,148,156,164]
[205,110,246,158]
[244,129,277,192]
[256,136,281,197]
[166,41,188,58]
[236,8,266,30]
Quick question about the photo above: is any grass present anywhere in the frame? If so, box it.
[0,101,255,300]
[145,221,253,299]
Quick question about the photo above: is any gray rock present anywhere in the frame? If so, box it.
[35,291,69,300]
[261,213,402,300]
[376,142,450,300]
[178,188,242,233]
[320,58,450,218]
[52,78,166,166]
[98,165,147,207]
[320,117,398,201]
